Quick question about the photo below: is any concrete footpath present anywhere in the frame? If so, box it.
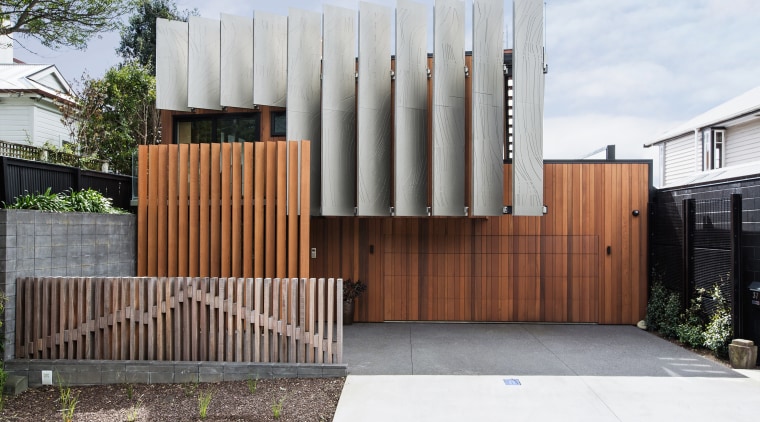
[333,323,760,421]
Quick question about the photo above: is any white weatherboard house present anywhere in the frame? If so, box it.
[645,86,760,188]
[0,31,74,148]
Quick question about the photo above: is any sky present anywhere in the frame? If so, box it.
[10,0,760,186]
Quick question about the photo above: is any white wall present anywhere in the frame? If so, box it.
[0,98,69,147]
[662,133,694,186]
[725,119,760,167]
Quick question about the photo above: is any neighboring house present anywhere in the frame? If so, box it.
[645,86,760,187]
[0,34,74,148]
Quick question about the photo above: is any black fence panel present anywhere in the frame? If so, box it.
[650,200,684,293]
[0,157,133,211]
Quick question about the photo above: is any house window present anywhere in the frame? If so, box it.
[271,111,287,137]
[174,113,261,144]
[702,127,725,170]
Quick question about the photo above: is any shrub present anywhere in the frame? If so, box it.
[704,283,732,358]
[3,188,127,214]
[646,276,681,338]
[676,288,707,348]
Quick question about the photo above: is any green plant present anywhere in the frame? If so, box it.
[646,275,681,338]
[704,281,732,358]
[56,373,78,422]
[126,399,141,422]
[247,376,259,395]
[271,396,285,419]
[125,383,134,400]
[3,188,127,214]
[343,279,367,303]
[676,288,707,348]
[0,364,6,411]
[197,389,214,419]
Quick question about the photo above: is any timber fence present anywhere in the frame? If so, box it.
[16,277,343,364]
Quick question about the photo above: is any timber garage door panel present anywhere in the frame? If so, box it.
[382,234,598,322]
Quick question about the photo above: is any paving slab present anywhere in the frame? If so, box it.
[334,374,760,422]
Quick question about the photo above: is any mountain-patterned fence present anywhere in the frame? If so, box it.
[16,277,343,364]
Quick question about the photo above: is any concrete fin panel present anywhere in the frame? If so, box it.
[254,11,287,107]
[221,13,253,108]
[156,18,190,112]
[188,16,222,110]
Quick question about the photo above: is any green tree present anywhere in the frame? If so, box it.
[60,62,158,174]
[0,0,129,50]
[117,0,196,73]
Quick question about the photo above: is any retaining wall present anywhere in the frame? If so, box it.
[0,210,136,360]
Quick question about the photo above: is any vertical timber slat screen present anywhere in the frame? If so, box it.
[137,142,310,279]
[16,277,343,364]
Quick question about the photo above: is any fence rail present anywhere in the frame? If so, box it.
[16,277,343,364]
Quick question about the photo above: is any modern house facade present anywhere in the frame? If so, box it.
[150,0,650,325]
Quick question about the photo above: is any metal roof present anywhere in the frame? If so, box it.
[0,63,73,101]
[645,85,760,147]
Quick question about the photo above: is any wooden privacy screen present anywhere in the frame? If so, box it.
[16,277,342,364]
[137,141,311,279]
[310,162,650,325]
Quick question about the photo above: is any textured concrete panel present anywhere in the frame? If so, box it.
[432,0,466,216]
[188,17,222,110]
[512,0,545,216]
[394,0,428,217]
[156,19,190,112]
[321,5,357,216]
[286,8,322,214]
[357,1,392,216]
[254,11,287,107]
[471,0,505,216]
[220,13,253,108]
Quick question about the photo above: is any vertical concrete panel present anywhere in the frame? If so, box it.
[471,0,505,216]
[188,17,222,110]
[394,0,428,217]
[156,19,190,112]
[512,0,545,216]
[321,5,357,216]
[357,1,392,216]
[220,14,253,108]
[254,11,287,107]
[286,9,322,214]
[432,0,465,216]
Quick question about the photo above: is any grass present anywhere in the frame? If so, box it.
[56,374,78,422]
[271,396,285,419]
[198,389,214,419]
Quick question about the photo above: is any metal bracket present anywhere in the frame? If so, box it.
[353,207,358,216]
[503,206,512,215]
[426,206,432,216]
[426,68,432,79]
[390,70,395,80]
[503,64,509,75]
[355,72,359,80]
[390,206,395,216]
[464,206,469,216]
[464,66,470,77]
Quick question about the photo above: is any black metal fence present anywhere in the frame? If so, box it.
[0,157,133,211]
[651,185,755,339]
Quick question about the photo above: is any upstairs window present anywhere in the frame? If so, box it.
[702,127,725,170]
[174,113,261,144]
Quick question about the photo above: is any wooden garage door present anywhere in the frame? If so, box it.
[383,231,598,322]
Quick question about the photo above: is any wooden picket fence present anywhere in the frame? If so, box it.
[16,277,343,364]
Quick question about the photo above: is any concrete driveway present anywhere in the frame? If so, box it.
[334,323,760,421]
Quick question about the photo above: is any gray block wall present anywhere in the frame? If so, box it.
[0,210,136,360]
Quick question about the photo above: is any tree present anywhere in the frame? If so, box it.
[117,0,196,73]
[60,62,159,174]
[0,0,129,50]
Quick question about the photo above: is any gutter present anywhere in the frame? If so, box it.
[643,108,760,148]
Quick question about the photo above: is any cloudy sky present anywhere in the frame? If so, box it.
[11,0,760,186]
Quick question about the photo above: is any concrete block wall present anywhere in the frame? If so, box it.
[0,210,136,360]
